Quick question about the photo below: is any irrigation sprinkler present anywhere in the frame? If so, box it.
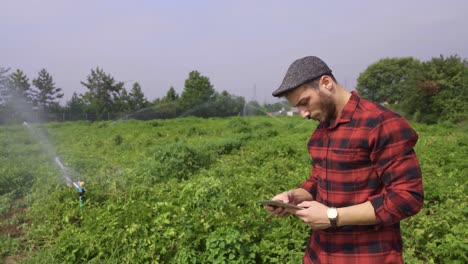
[72,181,86,208]
[22,122,87,210]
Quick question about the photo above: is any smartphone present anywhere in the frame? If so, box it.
[257,200,304,210]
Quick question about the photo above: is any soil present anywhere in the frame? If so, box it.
[0,207,28,238]
[1,199,30,264]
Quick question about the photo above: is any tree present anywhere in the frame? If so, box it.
[0,69,35,123]
[179,71,215,117]
[114,88,130,113]
[243,100,266,116]
[211,91,245,117]
[162,86,179,103]
[7,69,32,101]
[357,57,422,103]
[31,68,64,110]
[263,101,291,113]
[0,67,11,123]
[0,67,10,105]
[150,86,180,118]
[402,55,468,123]
[65,92,86,118]
[358,55,467,124]
[128,82,148,111]
[80,67,124,119]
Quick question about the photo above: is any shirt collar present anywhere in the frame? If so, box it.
[325,91,360,129]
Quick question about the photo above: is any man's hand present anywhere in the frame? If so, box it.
[294,201,331,229]
[264,188,313,217]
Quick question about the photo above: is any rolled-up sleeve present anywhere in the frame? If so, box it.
[367,114,424,227]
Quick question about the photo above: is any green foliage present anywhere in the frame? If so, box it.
[263,101,291,113]
[421,55,468,123]
[0,69,38,124]
[358,55,468,124]
[127,82,149,111]
[0,117,466,263]
[0,67,9,90]
[243,101,267,116]
[210,91,245,117]
[138,88,245,120]
[65,92,87,120]
[179,70,216,117]
[227,117,253,133]
[143,142,213,181]
[80,67,125,119]
[112,135,123,145]
[7,69,31,98]
[357,57,422,104]
[31,68,64,109]
[161,86,179,103]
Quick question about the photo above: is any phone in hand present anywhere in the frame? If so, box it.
[257,200,304,210]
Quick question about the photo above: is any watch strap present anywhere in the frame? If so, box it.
[328,207,338,228]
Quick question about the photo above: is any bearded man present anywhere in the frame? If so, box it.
[265,56,424,264]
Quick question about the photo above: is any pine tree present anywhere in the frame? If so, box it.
[162,86,179,103]
[31,68,64,109]
[2,69,34,122]
[80,67,124,119]
[7,69,31,100]
[0,67,10,105]
[128,82,148,111]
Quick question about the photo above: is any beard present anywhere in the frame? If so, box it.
[317,90,337,124]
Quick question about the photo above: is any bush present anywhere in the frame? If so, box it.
[143,142,212,182]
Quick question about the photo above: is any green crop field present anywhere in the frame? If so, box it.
[0,116,467,263]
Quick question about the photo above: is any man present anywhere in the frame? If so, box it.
[265,56,423,263]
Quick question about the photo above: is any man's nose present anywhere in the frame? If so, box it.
[300,110,310,119]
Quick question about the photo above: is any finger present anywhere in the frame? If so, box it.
[297,201,312,208]
[278,210,290,217]
[273,207,286,215]
[293,209,306,216]
[264,205,276,212]
[287,208,302,214]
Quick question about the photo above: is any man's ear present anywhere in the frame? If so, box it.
[320,75,334,91]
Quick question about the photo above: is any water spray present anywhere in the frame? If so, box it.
[55,156,86,209]
[23,121,86,209]
[22,121,31,129]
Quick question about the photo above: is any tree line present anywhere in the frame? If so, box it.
[2,54,465,124]
[357,55,468,124]
[0,67,274,123]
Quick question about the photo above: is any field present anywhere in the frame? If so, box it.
[0,116,467,263]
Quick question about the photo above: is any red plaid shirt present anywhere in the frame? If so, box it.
[300,92,423,264]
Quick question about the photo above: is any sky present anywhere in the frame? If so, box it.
[1,0,467,105]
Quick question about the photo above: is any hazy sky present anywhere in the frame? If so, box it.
[2,0,467,104]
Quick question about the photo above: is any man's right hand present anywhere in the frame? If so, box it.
[264,188,313,217]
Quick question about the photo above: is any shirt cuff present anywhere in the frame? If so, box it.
[299,182,317,199]
[369,193,399,230]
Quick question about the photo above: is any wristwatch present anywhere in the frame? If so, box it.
[327,207,338,228]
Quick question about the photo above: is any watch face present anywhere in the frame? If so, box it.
[327,208,338,218]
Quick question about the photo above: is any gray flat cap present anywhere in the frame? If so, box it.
[272,56,332,97]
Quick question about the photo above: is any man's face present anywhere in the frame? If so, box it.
[286,85,337,124]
